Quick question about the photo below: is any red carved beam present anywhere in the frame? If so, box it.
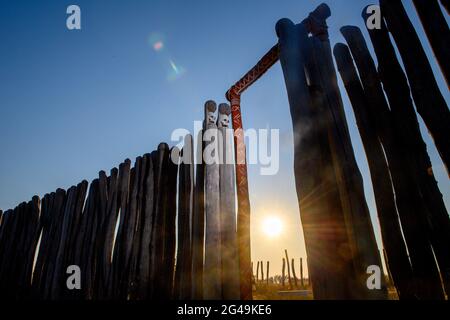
[226,3,330,300]
[225,44,279,301]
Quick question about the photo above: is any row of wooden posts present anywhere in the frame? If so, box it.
[276,1,449,299]
[336,0,450,300]
[252,255,307,290]
[0,101,242,300]
[0,0,448,301]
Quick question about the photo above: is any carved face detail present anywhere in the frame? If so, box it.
[207,111,216,125]
[218,113,230,128]
[217,103,231,128]
[204,100,217,127]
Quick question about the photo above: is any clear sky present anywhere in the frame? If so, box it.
[0,0,449,277]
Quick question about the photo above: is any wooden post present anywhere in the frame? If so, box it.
[217,103,240,299]
[148,145,173,299]
[17,196,41,299]
[251,261,254,284]
[127,156,149,300]
[227,96,252,300]
[256,261,260,284]
[173,158,184,299]
[282,258,286,288]
[132,154,154,300]
[260,261,264,284]
[203,101,222,300]
[115,157,142,299]
[300,258,304,288]
[291,258,298,289]
[412,0,450,87]
[266,261,270,285]
[174,137,194,300]
[361,11,450,297]
[48,185,79,299]
[191,127,205,300]
[164,148,179,299]
[341,26,445,300]
[304,9,386,298]
[284,250,292,289]
[380,0,450,173]
[334,43,416,299]
[276,8,354,299]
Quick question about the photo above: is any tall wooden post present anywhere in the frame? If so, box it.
[261,261,265,283]
[291,259,298,289]
[361,11,450,297]
[256,261,260,284]
[173,142,193,300]
[148,144,172,299]
[412,0,450,87]
[276,4,372,299]
[284,250,292,290]
[226,43,279,300]
[380,0,450,173]
[341,26,445,300]
[282,258,286,289]
[163,149,179,299]
[203,101,222,300]
[266,261,270,285]
[277,14,340,300]
[217,103,240,299]
[191,129,205,300]
[304,6,386,299]
[133,154,155,300]
[300,258,304,288]
[334,43,415,299]
[226,90,252,300]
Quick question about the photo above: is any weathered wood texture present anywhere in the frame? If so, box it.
[291,259,298,288]
[191,130,205,300]
[276,16,353,300]
[304,17,386,299]
[203,101,223,300]
[380,0,450,173]
[0,143,181,300]
[412,0,450,87]
[218,103,240,300]
[341,25,445,300]
[334,43,416,299]
[276,4,385,299]
[361,11,450,297]
[174,137,194,300]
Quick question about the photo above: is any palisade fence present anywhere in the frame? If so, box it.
[0,0,449,300]
[0,100,240,301]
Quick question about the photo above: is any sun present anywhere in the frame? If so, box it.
[262,216,283,238]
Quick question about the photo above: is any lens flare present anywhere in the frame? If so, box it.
[153,41,164,51]
[262,216,283,238]
[149,32,164,50]
[149,32,186,81]
[167,59,186,81]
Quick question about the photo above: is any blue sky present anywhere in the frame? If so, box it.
[0,0,449,276]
